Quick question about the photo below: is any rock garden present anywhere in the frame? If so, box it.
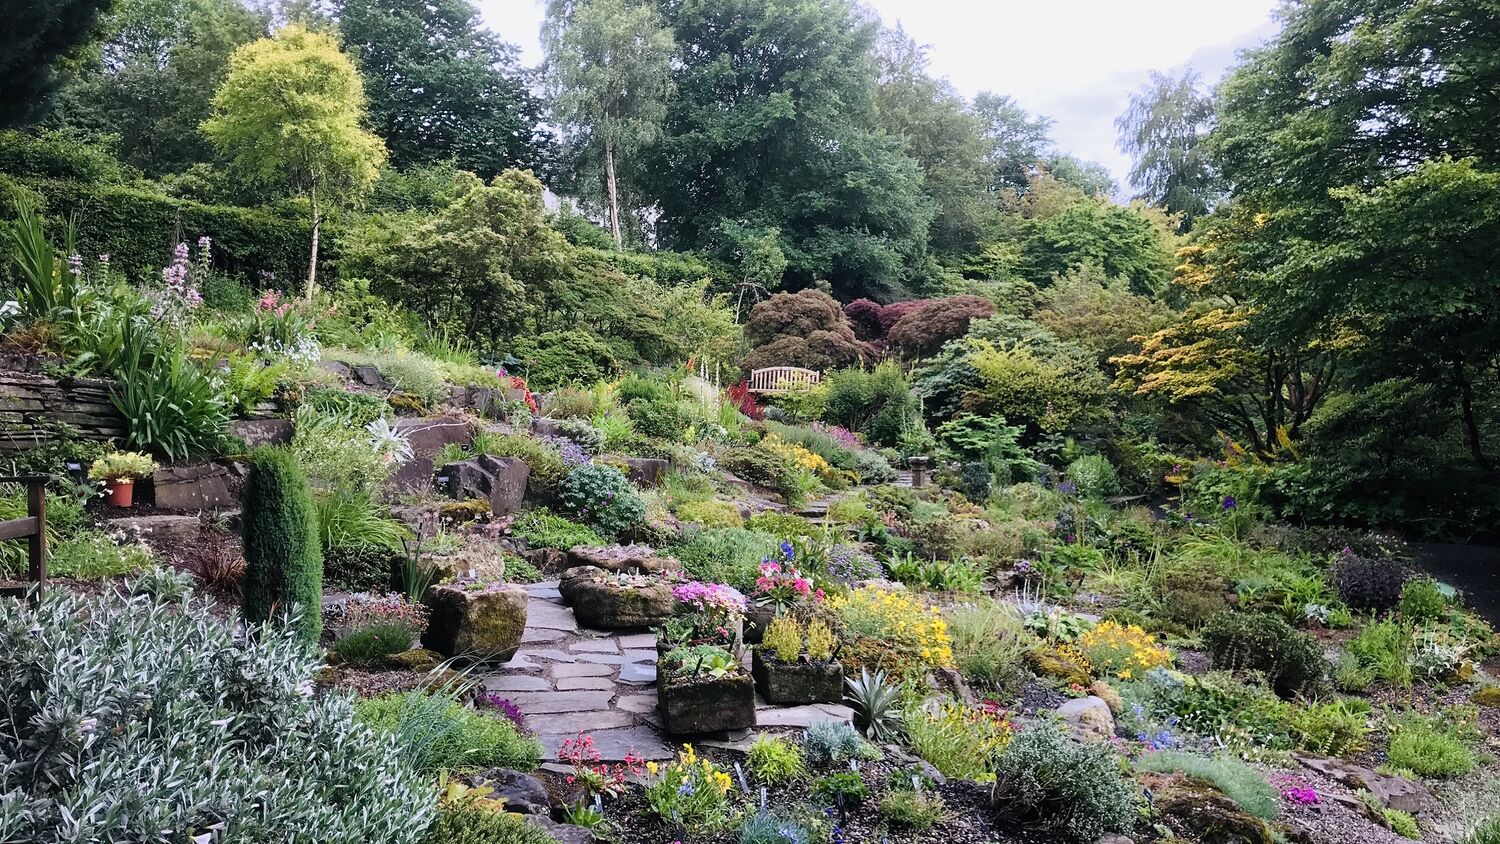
[3,3,1500,841]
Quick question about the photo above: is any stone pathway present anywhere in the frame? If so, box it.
[487,581,854,762]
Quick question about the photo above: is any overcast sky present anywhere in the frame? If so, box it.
[474,0,1283,194]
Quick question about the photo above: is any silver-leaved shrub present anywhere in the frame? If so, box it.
[0,589,433,843]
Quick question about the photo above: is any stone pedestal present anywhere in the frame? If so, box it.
[422,582,528,662]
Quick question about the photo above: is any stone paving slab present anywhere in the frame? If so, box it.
[504,690,613,714]
[526,601,579,631]
[753,703,854,728]
[552,663,616,678]
[617,692,658,714]
[535,710,639,735]
[521,628,568,644]
[569,638,620,653]
[616,633,658,649]
[557,676,615,691]
[540,726,675,761]
[484,675,553,693]
[518,648,577,663]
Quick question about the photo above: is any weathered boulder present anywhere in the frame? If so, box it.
[318,359,352,379]
[531,417,566,438]
[422,582,528,662]
[558,565,675,629]
[228,418,293,448]
[387,415,476,492]
[1154,777,1273,844]
[439,454,530,516]
[474,769,551,815]
[397,414,476,457]
[1296,754,1435,815]
[526,816,600,844]
[106,514,203,547]
[1056,695,1116,742]
[151,463,234,511]
[565,544,676,574]
[351,364,391,389]
[621,456,669,488]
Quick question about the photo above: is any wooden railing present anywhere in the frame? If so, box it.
[747,366,821,394]
[0,476,47,601]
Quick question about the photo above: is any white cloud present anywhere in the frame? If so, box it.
[473,0,1283,192]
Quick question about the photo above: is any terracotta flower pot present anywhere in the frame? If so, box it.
[105,478,135,508]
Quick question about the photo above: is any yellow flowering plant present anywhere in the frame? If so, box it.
[643,744,734,827]
[1078,620,1172,680]
[829,587,954,676]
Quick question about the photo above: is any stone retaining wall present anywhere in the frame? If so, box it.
[0,370,127,450]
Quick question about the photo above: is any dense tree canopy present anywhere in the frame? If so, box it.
[543,0,674,247]
[647,0,934,300]
[1116,70,1220,229]
[1,0,116,128]
[203,24,387,295]
[335,0,548,179]
[58,0,267,175]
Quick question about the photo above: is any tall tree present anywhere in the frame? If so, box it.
[58,0,267,175]
[203,24,386,298]
[1210,0,1500,470]
[335,0,549,179]
[649,0,933,300]
[875,26,992,258]
[972,92,1054,196]
[1116,69,1220,229]
[542,0,673,248]
[0,0,115,127]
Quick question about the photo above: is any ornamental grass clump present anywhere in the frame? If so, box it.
[241,447,323,643]
[904,699,1013,780]
[0,590,432,843]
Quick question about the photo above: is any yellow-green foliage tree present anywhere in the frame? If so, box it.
[202,24,386,298]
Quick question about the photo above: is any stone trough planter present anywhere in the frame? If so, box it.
[751,649,845,705]
[558,565,675,629]
[421,582,528,663]
[658,668,756,736]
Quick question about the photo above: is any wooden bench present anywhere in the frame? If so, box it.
[0,476,47,603]
[748,367,821,394]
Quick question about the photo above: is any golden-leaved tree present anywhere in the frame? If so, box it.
[203,24,386,298]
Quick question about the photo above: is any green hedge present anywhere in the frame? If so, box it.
[578,244,728,289]
[8,176,329,284]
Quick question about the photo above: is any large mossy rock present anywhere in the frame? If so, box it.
[422,582,528,662]
[1153,776,1273,844]
[558,565,675,629]
[1056,695,1116,742]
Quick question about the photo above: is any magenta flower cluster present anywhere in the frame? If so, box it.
[671,581,747,616]
[1269,774,1319,805]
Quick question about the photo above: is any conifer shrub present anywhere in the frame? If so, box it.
[1202,612,1327,699]
[242,447,324,643]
